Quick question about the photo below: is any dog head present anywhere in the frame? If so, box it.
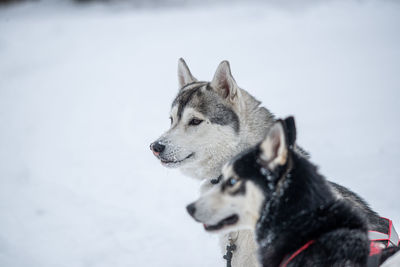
[150,58,244,179]
[186,117,296,233]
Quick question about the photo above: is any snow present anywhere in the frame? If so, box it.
[0,1,399,266]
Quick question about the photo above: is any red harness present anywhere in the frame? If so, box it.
[280,240,315,267]
[369,217,400,248]
[279,218,399,267]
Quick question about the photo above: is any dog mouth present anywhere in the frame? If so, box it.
[160,153,194,165]
[203,214,239,231]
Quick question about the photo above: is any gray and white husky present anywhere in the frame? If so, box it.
[150,59,394,267]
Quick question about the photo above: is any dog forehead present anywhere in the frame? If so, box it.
[171,82,209,117]
[170,103,207,125]
[171,83,239,132]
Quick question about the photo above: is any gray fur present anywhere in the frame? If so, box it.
[172,82,240,133]
[172,82,207,120]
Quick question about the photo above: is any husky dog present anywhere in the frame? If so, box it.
[150,59,395,266]
[150,58,274,266]
[186,117,398,267]
[150,58,274,184]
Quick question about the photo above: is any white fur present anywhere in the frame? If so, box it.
[158,105,241,178]
[153,59,275,267]
[190,166,265,267]
[192,176,265,232]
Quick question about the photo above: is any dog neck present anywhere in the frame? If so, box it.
[237,89,275,150]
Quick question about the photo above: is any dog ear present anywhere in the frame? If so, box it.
[259,120,288,170]
[178,58,197,89]
[210,61,239,102]
[283,116,296,148]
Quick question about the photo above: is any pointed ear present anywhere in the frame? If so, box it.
[259,121,288,170]
[283,116,296,148]
[178,58,197,89]
[210,61,239,102]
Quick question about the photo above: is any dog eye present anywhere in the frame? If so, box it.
[188,118,203,126]
[170,117,173,125]
[227,178,238,187]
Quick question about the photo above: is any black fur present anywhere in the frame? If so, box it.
[230,118,371,266]
[328,182,389,233]
[283,117,296,147]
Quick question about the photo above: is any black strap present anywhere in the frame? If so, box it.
[210,175,222,185]
[223,243,236,267]
[367,254,381,267]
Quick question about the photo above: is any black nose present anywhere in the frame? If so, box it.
[186,203,196,217]
[150,142,165,153]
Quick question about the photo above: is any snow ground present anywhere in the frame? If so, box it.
[0,1,399,267]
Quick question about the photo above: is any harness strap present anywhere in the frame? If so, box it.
[280,240,315,267]
[279,218,398,267]
[369,217,399,247]
[280,240,386,267]
[369,242,383,256]
[223,232,238,267]
[367,242,385,267]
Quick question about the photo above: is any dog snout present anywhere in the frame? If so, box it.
[150,141,165,156]
[186,203,196,217]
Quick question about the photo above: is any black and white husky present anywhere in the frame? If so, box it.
[150,59,398,266]
[186,117,399,267]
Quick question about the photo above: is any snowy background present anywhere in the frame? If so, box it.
[0,0,399,266]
